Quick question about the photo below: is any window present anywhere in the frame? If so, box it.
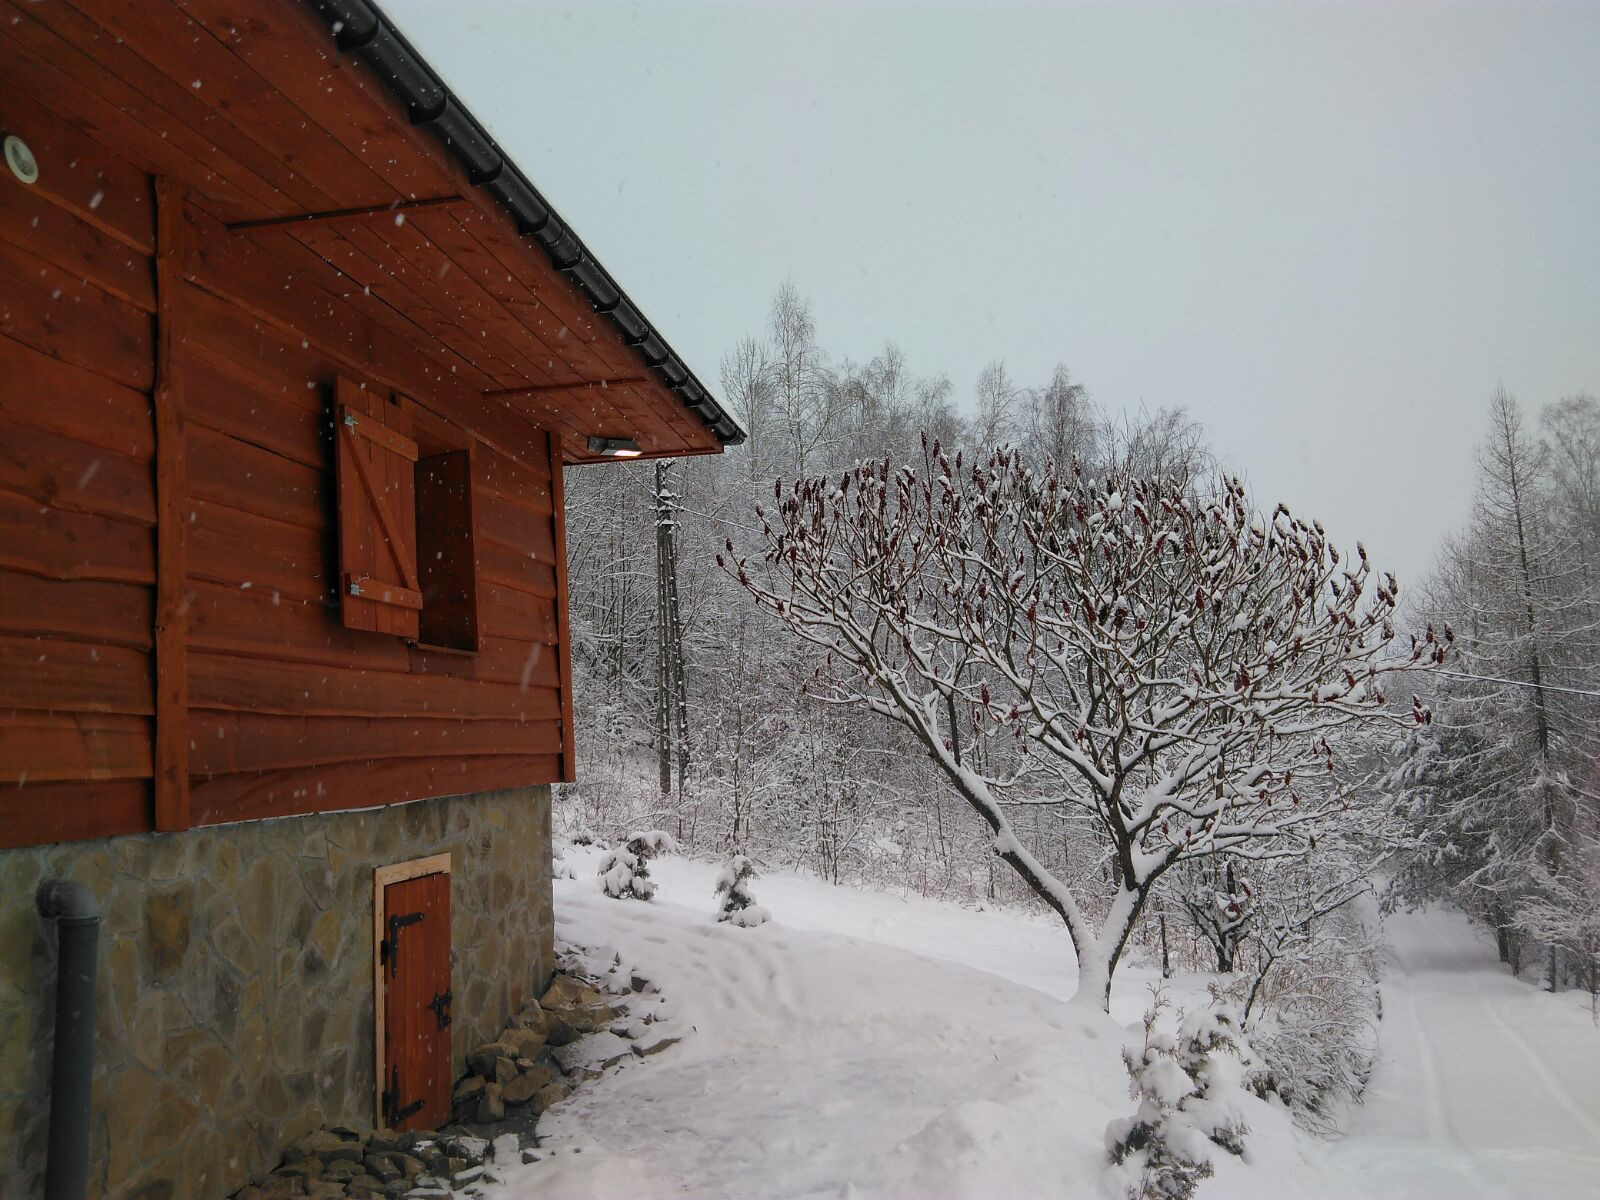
[414,446,479,653]
[335,377,479,652]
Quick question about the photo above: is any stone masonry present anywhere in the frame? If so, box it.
[0,785,554,1200]
[230,956,683,1198]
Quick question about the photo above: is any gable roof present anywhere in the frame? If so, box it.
[308,0,744,448]
[3,0,726,460]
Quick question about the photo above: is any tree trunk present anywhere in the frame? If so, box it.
[1069,883,1148,1010]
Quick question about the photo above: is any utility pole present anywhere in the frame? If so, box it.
[655,460,690,816]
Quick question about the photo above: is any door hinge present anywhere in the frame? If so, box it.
[381,910,424,978]
[429,988,452,1030]
[382,1063,424,1128]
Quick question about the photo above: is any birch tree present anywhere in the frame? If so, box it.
[768,281,835,477]
[974,359,1019,448]
[1022,365,1096,466]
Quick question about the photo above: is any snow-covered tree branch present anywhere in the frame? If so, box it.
[724,439,1444,1007]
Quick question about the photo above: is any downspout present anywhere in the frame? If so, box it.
[36,880,100,1200]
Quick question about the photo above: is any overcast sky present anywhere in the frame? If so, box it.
[386,0,1600,588]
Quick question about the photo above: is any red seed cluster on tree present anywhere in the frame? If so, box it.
[723,439,1444,1008]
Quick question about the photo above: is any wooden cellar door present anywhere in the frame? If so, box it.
[379,869,452,1131]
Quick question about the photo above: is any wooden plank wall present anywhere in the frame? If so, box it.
[0,97,158,844]
[176,207,570,831]
[0,121,574,849]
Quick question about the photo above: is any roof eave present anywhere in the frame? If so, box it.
[304,0,746,448]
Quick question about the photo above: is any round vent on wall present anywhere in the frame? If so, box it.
[5,135,39,185]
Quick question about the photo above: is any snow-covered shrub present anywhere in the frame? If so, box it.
[713,855,771,927]
[1514,829,1600,1016]
[1106,990,1257,1200]
[598,830,679,901]
[552,835,578,881]
[1156,833,1383,1131]
[1227,887,1382,1129]
[1171,1003,1258,1158]
[1242,979,1377,1130]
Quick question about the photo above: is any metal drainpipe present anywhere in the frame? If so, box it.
[36,879,100,1200]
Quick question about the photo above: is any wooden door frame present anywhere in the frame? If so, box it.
[373,852,451,1128]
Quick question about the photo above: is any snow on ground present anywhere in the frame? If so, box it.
[483,852,1600,1199]
[1321,908,1600,1200]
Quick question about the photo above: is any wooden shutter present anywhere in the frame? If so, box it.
[335,377,421,638]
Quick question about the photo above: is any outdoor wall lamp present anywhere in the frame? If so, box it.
[587,436,642,458]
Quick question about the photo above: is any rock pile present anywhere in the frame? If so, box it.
[234,1129,498,1199]
[231,955,680,1199]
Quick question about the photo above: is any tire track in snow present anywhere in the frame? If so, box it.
[1472,984,1600,1146]
[1395,959,1501,1199]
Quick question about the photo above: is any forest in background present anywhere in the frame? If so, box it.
[1388,387,1600,996]
[557,283,1600,1042]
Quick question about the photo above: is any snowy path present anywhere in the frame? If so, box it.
[491,857,1137,1198]
[1321,909,1600,1199]
[486,855,1310,1199]
[485,857,1600,1199]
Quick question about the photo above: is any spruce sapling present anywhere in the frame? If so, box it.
[1106,987,1257,1199]
[714,855,771,927]
[598,830,678,901]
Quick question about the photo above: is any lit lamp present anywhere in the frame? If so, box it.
[586,436,642,458]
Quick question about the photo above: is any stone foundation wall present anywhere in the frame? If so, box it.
[0,785,554,1200]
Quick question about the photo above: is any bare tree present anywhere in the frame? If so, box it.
[831,344,919,470]
[1022,364,1096,465]
[1542,393,1600,554]
[767,281,835,476]
[1103,405,1213,481]
[974,359,1019,448]
[724,440,1443,1007]
[721,336,771,482]
[912,373,962,453]
[1482,387,1555,765]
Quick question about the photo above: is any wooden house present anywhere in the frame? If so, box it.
[0,1,739,1195]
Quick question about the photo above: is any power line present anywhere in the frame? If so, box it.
[1434,667,1600,700]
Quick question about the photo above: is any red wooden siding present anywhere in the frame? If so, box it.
[0,98,158,845]
[0,111,576,850]
[0,0,745,846]
[173,239,574,831]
